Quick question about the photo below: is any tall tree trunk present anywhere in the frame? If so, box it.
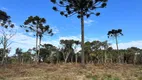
[86,53,89,64]
[18,54,21,64]
[81,11,85,66]
[134,54,137,65]
[1,50,5,65]
[5,53,8,64]
[56,51,59,64]
[62,52,66,62]
[115,36,119,52]
[110,53,113,63]
[71,54,73,63]
[115,36,120,63]
[22,56,24,64]
[91,56,93,64]
[122,52,124,64]
[38,36,42,63]
[1,40,6,65]
[75,53,78,64]
[97,56,100,64]
[104,50,107,63]
[1,52,3,64]
[65,52,71,63]
[30,53,32,64]
[101,56,103,63]
[36,26,39,63]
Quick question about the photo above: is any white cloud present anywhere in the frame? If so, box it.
[84,19,94,26]
[51,26,59,34]
[84,19,94,24]
[11,33,35,45]
[8,32,59,56]
[0,23,60,56]
[13,23,20,30]
[8,33,36,55]
[41,40,59,47]
[59,35,99,42]
[59,35,81,41]
[111,40,142,49]
[1,7,8,11]
[85,37,99,42]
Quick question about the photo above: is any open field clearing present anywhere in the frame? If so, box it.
[1,0,142,80]
[0,63,142,80]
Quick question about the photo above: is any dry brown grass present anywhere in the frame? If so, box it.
[0,63,142,80]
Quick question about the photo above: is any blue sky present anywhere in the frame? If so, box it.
[0,0,142,55]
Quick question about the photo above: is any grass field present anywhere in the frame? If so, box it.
[0,63,142,80]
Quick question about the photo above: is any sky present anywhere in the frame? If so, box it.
[0,0,142,56]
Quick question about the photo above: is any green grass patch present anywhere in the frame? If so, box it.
[0,76,6,80]
[138,76,142,80]
[85,74,98,80]
[101,74,120,80]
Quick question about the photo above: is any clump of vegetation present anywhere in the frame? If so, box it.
[138,76,142,80]
[0,76,6,80]
[101,74,120,80]
[86,73,98,80]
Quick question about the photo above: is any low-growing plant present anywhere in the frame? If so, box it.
[101,74,120,80]
[138,76,142,80]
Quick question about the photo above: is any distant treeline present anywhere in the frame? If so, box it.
[1,40,142,65]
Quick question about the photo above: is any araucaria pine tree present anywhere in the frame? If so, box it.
[50,0,108,65]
